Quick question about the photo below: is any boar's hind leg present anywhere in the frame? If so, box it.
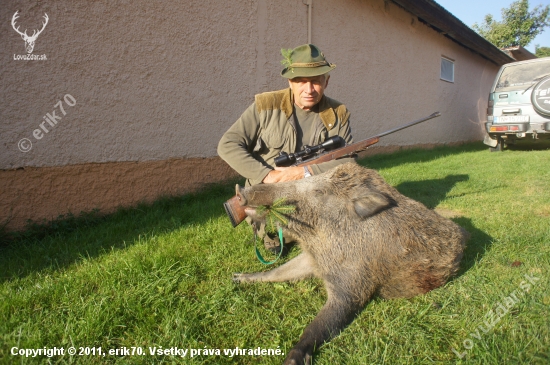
[284,283,372,365]
[233,252,316,283]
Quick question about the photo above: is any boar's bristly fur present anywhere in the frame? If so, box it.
[233,162,468,365]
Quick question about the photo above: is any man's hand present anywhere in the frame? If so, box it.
[263,166,309,184]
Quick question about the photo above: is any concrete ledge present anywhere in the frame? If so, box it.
[1,157,238,231]
[1,141,471,231]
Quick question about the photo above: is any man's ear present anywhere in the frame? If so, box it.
[351,192,391,219]
[324,74,330,88]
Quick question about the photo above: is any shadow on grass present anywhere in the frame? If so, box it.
[0,179,243,283]
[359,142,487,170]
[452,217,494,277]
[504,138,550,152]
[395,175,469,209]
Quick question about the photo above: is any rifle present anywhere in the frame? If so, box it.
[223,111,441,227]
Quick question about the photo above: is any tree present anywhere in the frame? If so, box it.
[472,0,550,48]
[535,45,550,57]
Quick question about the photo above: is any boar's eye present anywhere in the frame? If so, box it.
[352,192,391,219]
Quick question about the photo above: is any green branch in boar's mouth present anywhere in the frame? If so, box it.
[256,198,296,233]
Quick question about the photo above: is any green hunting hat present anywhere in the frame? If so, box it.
[280,44,336,79]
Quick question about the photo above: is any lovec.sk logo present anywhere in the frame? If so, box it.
[12,11,48,60]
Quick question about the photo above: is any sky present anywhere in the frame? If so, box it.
[435,0,550,53]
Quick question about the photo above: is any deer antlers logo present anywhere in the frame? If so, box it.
[11,11,49,54]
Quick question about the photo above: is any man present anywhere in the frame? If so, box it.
[218,44,354,252]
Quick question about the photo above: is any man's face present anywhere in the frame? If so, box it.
[288,74,330,110]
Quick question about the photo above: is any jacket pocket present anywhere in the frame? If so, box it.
[261,131,286,149]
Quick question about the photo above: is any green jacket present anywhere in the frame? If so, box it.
[218,88,354,186]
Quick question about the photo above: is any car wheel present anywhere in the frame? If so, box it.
[531,76,550,117]
[490,137,505,152]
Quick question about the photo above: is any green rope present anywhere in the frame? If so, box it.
[253,198,294,265]
[255,227,284,265]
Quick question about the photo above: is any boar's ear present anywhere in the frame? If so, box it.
[352,192,391,219]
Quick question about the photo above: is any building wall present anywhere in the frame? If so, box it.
[311,0,499,145]
[0,0,499,230]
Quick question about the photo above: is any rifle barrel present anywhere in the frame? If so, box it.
[374,112,440,139]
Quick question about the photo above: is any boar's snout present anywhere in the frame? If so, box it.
[235,184,247,206]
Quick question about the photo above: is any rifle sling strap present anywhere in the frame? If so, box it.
[254,227,284,265]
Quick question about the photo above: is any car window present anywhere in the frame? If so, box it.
[495,60,550,92]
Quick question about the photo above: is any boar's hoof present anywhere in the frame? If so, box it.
[284,349,311,365]
[233,273,258,283]
[233,273,256,283]
[232,273,243,283]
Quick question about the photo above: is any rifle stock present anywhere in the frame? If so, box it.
[222,112,440,227]
[223,194,248,228]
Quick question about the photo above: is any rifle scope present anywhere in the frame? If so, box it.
[274,136,344,167]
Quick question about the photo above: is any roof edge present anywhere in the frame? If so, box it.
[390,0,515,66]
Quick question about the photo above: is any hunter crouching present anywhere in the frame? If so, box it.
[217,44,355,252]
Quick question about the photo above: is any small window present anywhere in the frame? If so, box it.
[440,57,454,83]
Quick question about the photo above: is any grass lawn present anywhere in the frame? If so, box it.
[1,142,549,364]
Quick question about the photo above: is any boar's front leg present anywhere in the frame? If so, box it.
[233,252,316,283]
[284,281,373,365]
